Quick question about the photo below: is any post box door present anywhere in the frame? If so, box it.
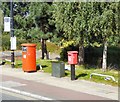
[72,53,77,64]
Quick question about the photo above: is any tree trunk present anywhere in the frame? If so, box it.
[78,41,84,65]
[102,41,107,72]
[44,40,49,59]
[41,38,45,59]
[41,39,49,59]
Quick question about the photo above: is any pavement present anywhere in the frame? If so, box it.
[0,64,119,101]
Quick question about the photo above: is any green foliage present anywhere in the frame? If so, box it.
[60,44,78,62]
[1,2,119,47]
[17,38,28,50]
[28,2,54,39]
[2,33,10,51]
[91,2,119,45]
[86,46,120,68]
[84,47,103,67]
[107,47,120,68]
[0,9,3,51]
[52,2,119,46]
[1,2,10,16]
[1,2,119,70]
[36,41,61,54]
[1,2,33,50]
[60,44,120,69]
[46,42,61,54]
[36,43,41,50]
[51,2,119,67]
[0,9,3,31]
[18,41,60,54]
[62,40,75,48]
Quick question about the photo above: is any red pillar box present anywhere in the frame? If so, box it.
[21,43,36,72]
[68,51,78,65]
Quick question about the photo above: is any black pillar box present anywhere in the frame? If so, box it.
[52,61,65,78]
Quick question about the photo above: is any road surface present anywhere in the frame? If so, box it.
[0,74,111,100]
[0,89,37,100]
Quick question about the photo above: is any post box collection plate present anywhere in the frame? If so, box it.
[22,47,27,52]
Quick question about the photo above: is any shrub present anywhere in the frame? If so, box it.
[60,44,78,62]
[60,45,120,69]
[107,47,120,69]
[2,34,10,51]
[17,39,28,50]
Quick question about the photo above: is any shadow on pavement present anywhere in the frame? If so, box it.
[76,73,88,80]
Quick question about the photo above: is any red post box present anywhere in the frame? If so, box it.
[68,51,78,64]
[21,43,36,72]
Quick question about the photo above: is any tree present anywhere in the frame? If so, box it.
[52,2,94,65]
[90,2,119,71]
[101,3,119,71]
[28,2,53,59]
[13,2,31,40]
[1,2,31,40]
[52,2,119,70]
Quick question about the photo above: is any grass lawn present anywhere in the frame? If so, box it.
[74,65,118,86]
[6,58,119,87]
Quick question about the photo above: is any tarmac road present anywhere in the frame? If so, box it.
[1,74,111,100]
[0,89,37,100]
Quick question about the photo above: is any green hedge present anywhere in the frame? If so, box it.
[60,44,78,62]
[60,45,120,69]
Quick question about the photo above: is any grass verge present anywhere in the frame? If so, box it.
[6,59,118,86]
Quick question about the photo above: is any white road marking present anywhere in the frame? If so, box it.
[0,85,53,100]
